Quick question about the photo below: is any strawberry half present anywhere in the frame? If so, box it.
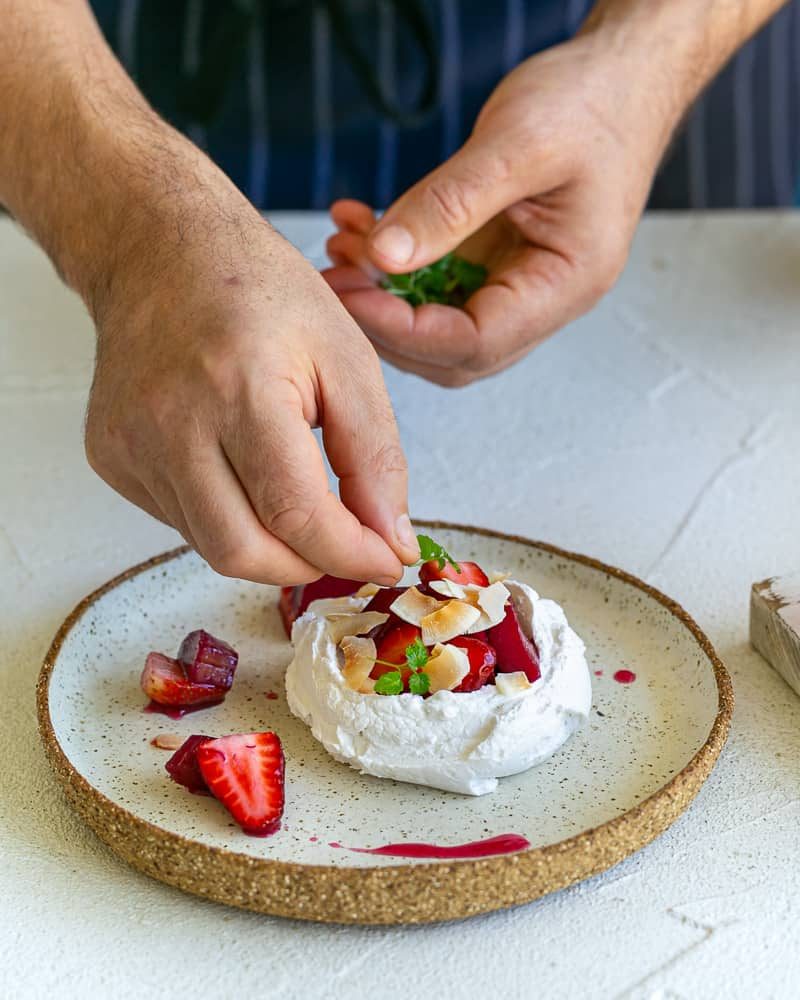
[279,575,363,636]
[197,733,285,836]
[165,734,212,794]
[487,603,541,682]
[141,652,223,708]
[370,622,423,687]
[419,559,489,589]
[450,636,497,692]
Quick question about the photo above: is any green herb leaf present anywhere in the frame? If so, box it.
[382,253,487,308]
[408,671,431,696]
[374,671,404,696]
[416,533,461,573]
[405,637,429,670]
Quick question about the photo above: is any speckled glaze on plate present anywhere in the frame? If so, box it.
[37,522,732,924]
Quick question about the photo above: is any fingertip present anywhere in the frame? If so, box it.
[394,513,421,564]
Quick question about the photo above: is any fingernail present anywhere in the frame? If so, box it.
[395,513,420,560]
[371,225,415,266]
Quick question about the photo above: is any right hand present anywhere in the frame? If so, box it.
[84,158,419,586]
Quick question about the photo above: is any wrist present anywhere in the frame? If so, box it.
[580,0,786,125]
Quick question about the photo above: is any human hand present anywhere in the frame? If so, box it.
[85,147,418,586]
[323,31,684,386]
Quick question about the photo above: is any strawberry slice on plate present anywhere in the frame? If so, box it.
[197,733,285,836]
[488,603,541,682]
[419,559,489,589]
[450,636,497,692]
[141,652,223,708]
[279,575,363,636]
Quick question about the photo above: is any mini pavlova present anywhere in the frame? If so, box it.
[281,536,592,796]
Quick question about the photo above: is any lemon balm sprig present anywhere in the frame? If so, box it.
[416,533,460,574]
[374,638,431,696]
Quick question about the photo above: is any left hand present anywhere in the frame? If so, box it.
[322,33,682,386]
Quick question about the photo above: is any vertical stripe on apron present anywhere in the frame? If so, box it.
[248,10,269,207]
[117,0,140,75]
[440,0,461,161]
[768,7,794,205]
[503,0,524,73]
[183,0,207,150]
[733,42,756,207]
[565,0,586,34]
[794,4,800,205]
[312,5,334,210]
[376,0,397,208]
[686,98,708,209]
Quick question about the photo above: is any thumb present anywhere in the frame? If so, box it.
[367,138,528,272]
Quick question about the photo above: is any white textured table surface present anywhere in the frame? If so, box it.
[2,212,799,999]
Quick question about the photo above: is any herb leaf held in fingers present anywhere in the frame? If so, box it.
[416,534,461,573]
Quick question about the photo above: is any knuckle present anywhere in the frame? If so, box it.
[364,442,408,478]
[262,496,321,544]
[425,176,474,233]
[206,544,251,581]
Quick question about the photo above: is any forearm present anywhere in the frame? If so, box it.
[0,0,245,314]
[581,0,790,119]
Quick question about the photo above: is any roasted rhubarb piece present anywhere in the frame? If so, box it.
[178,630,238,690]
[165,734,212,794]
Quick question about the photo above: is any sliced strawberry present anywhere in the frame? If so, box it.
[370,622,422,687]
[450,636,497,692]
[487,603,541,682]
[165,734,213,794]
[197,733,285,836]
[419,559,489,589]
[178,630,238,690]
[141,652,223,708]
[278,575,363,637]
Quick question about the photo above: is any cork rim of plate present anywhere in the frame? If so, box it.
[37,520,734,925]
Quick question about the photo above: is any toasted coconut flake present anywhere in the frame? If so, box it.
[488,571,511,584]
[340,636,377,691]
[390,586,443,626]
[426,643,470,693]
[495,671,532,696]
[327,611,388,644]
[308,595,370,618]
[421,600,481,645]
[354,582,380,599]
[428,580,509,631]
[466,581,510,633]
[428,580,467,600]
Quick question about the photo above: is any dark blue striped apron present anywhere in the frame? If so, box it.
[90,1,800,210]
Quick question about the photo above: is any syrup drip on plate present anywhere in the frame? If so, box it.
[328,833,531,860]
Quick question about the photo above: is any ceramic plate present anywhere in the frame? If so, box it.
[38,522,732,924]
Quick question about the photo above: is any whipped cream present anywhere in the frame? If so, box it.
[284,581,592,796]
